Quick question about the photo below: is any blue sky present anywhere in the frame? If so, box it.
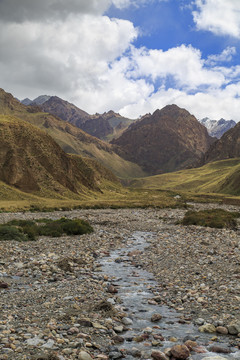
[1,0,240,120]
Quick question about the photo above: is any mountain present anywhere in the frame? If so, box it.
[200,117,236,138]
[111,104,215,174]
[0,89,145,179]
[21,98,32,105]
[40,96,134,141]
[130,158,240,196]
[202,121,240,164]
[0,114,119,198]
[21,95,51,106]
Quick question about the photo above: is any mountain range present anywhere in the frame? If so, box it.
[0,87,240,200]
[199,117,236,139]
[21,95,133,142]
[1,89,145,179]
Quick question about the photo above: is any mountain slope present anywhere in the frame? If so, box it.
[40,97,134,141]
[112,105,215,174]
[202,121,240,164]
[0,115,120,198]
[0,89,146,179]
[199,117,236,138]
[130,158,240,196]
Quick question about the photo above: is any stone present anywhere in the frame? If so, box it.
[151,350,168,360]
[41,339,55,349]
[114,325,124,333]
[195,318,205,325]
[107,284,118,294]
[122,317,133,325]
[0,282,9,289]
[170,344,190,359]
[184,340,197,350]
[112,335,124,344]
[151,313,162,322]
[208,345,230,354]
[216,326,228,335]
[26,336,44,346]
[198,323,216,333]
[227,322,240,335]
[202,357,226,360]
[78,351,93,360]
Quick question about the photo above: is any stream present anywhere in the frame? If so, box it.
[100,231,240,360]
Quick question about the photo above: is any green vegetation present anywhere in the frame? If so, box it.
[130,158,240,196]
[0,225,28,241]
[0,218,93,241]
[180,209,240,229]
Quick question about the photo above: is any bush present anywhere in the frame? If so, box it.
[180,208,240,229]
[0,225,27,241]
[0,217,94,241]
[38,218,93,237]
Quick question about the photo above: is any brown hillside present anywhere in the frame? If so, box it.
[0,115,119,197]
[112,105,215,174]
[202,121,240,164]
[0,89,145,179]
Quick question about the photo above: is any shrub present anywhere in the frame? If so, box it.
[0,225,27,241]
[180,209,240,229]
[0,217,94,241]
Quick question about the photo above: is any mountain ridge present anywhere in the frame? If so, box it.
[111,104,215,174]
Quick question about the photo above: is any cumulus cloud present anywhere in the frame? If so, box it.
[193,0,240,38]
[129,45,225,89]
[0,0,166,22]
[206,46,236,65]
[1,0,240,122]
[120,84,240,121]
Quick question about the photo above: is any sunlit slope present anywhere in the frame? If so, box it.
[0,89,146,179]
[0,115,121,200]
[130,159,240,196]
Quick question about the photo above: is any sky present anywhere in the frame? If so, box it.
[1,0,240,121]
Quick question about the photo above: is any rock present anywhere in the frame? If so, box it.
[216,326,228,335]
[184,340,197,350]
[107,284,118,294]
[208,345,230,354]
[112,335,124,344]
[26,336,44,346]
[151,350,169,360]
[41,339,55,349]
[114,325,124,333]
[195,318,205,325]
[68,327,80,335]
[0,282,9,289]
[109,351,123,359]
[170,344,190,359]
[227,322,240,335]
[78,351,93,360]
[151,313,162,322]
[122,317,133,325]
[198,323,216,333]
[202,357,226,360]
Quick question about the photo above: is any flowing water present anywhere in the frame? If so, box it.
[100,231,240,360]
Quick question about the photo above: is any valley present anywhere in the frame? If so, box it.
[0,207,239,360]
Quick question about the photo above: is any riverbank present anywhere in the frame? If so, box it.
[0,206,239,359]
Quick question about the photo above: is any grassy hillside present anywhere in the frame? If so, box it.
[130,158,240,196]
[0,89,146,179]
[0,115,122,198]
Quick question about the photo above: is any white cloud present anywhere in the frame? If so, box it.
[1,0,240,122]
[0,14,138,101]
[193,0,240,38]
[130,45,225,89]
[120,84,240,121]
[206,46,236,66]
